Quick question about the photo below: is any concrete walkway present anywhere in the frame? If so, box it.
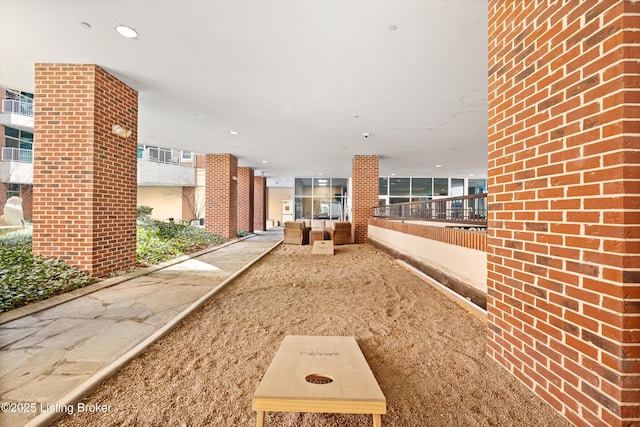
[0,229,283,427]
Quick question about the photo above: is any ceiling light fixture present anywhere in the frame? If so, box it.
[261,160,268,163]
[115,25,138,39]
[435,164,442,168]
[229,131,239,135]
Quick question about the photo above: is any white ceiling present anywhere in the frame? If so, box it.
[0,0,488,182]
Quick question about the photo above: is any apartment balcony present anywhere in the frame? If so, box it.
[0,148,33,184]
[0,100,34,132]
[137,147,196,186]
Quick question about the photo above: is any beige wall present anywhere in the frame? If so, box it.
[267,187,293,225]
[137,186,184,220]
[368,225,487,293]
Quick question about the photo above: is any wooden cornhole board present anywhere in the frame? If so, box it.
[312,240,334,255]
[252,335,386,427]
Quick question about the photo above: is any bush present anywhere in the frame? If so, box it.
[0,230,97,312]
[136,220,225,264]
[136,205,153,221]
[0,222,225,312]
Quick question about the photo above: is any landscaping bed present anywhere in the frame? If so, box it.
[0,222,225,312]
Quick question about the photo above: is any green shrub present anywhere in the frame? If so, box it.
[0,230,97,312]
[136,220,225,264]
[0,222,225,312]
[136,205,154,220]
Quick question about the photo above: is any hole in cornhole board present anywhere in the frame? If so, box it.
[305,374,334,385]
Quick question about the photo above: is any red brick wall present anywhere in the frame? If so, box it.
[237,167,254,233]
[33,64,137,276]
[253,176,267,231]
[487,2,640,426]
[0,183,6,212]
[20,184,33,220]
[205,154,237,238]
[182,186,195,220]
[352,155,379,244]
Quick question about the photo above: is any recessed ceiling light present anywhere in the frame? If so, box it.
[389,25,398,31]
[391,173,396,176]
[261,160,268,163]
[115,25,138,39]
[229,131,239,135]
[469,173,475,176]
[318,172,323,176]
[435,164,442,168]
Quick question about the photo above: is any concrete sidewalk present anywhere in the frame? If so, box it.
[0,229,283,427]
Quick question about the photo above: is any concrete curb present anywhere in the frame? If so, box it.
[23,238,282,427]
[0,234,256,325]
[396,259,487,324]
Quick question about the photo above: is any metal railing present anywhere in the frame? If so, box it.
[141,147,181,164]
[2,99,33,117]
[2,147,33,163]
[373,193,487,226]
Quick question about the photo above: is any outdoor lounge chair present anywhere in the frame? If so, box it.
[324,221,352,245]
[283,221,311,245]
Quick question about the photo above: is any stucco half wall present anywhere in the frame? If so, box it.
[368,222,487,307]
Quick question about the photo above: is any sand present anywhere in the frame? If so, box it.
[55,243,571,427]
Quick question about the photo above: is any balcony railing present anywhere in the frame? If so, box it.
[373,193,487,226]
[141,147,182,164]
[2,147,33,163]
[2,99,33,117]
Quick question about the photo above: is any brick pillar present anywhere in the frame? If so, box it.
[0,183,6,211]
[33,64,137,276]
[237,167,254,233]
[182,187,196,221]
[487,2,640,426]
[254,176,267,231]
[20,184,32,220]
[352,155,378,244]
[205,154,237,238]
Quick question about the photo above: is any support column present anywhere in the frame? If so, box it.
[33,64,137,276]
[205,154,237,239]
[254,176,267,231]
[352,155,379,244]
[182,186,196,221]
[487,2,639,426]
[237,167,254,233]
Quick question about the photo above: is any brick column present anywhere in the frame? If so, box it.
[352,155,378,244]
[20,185,33,220]
[253,176,267,231]
[237,167,254,233]
[205,154,237,238]
[181,186,195,220]
[33,64,137,276]
[487,2,639,426]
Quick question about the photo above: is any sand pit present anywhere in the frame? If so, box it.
[55,243,570,427]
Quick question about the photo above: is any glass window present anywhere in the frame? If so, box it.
[181,150,193,161]
[7,183,20,198]
[468,179,486,194]
[379,177,388,197]
[451,178,465,197]
[434,178,449,196]
[389,178,410,197]
[411,178,432,200]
